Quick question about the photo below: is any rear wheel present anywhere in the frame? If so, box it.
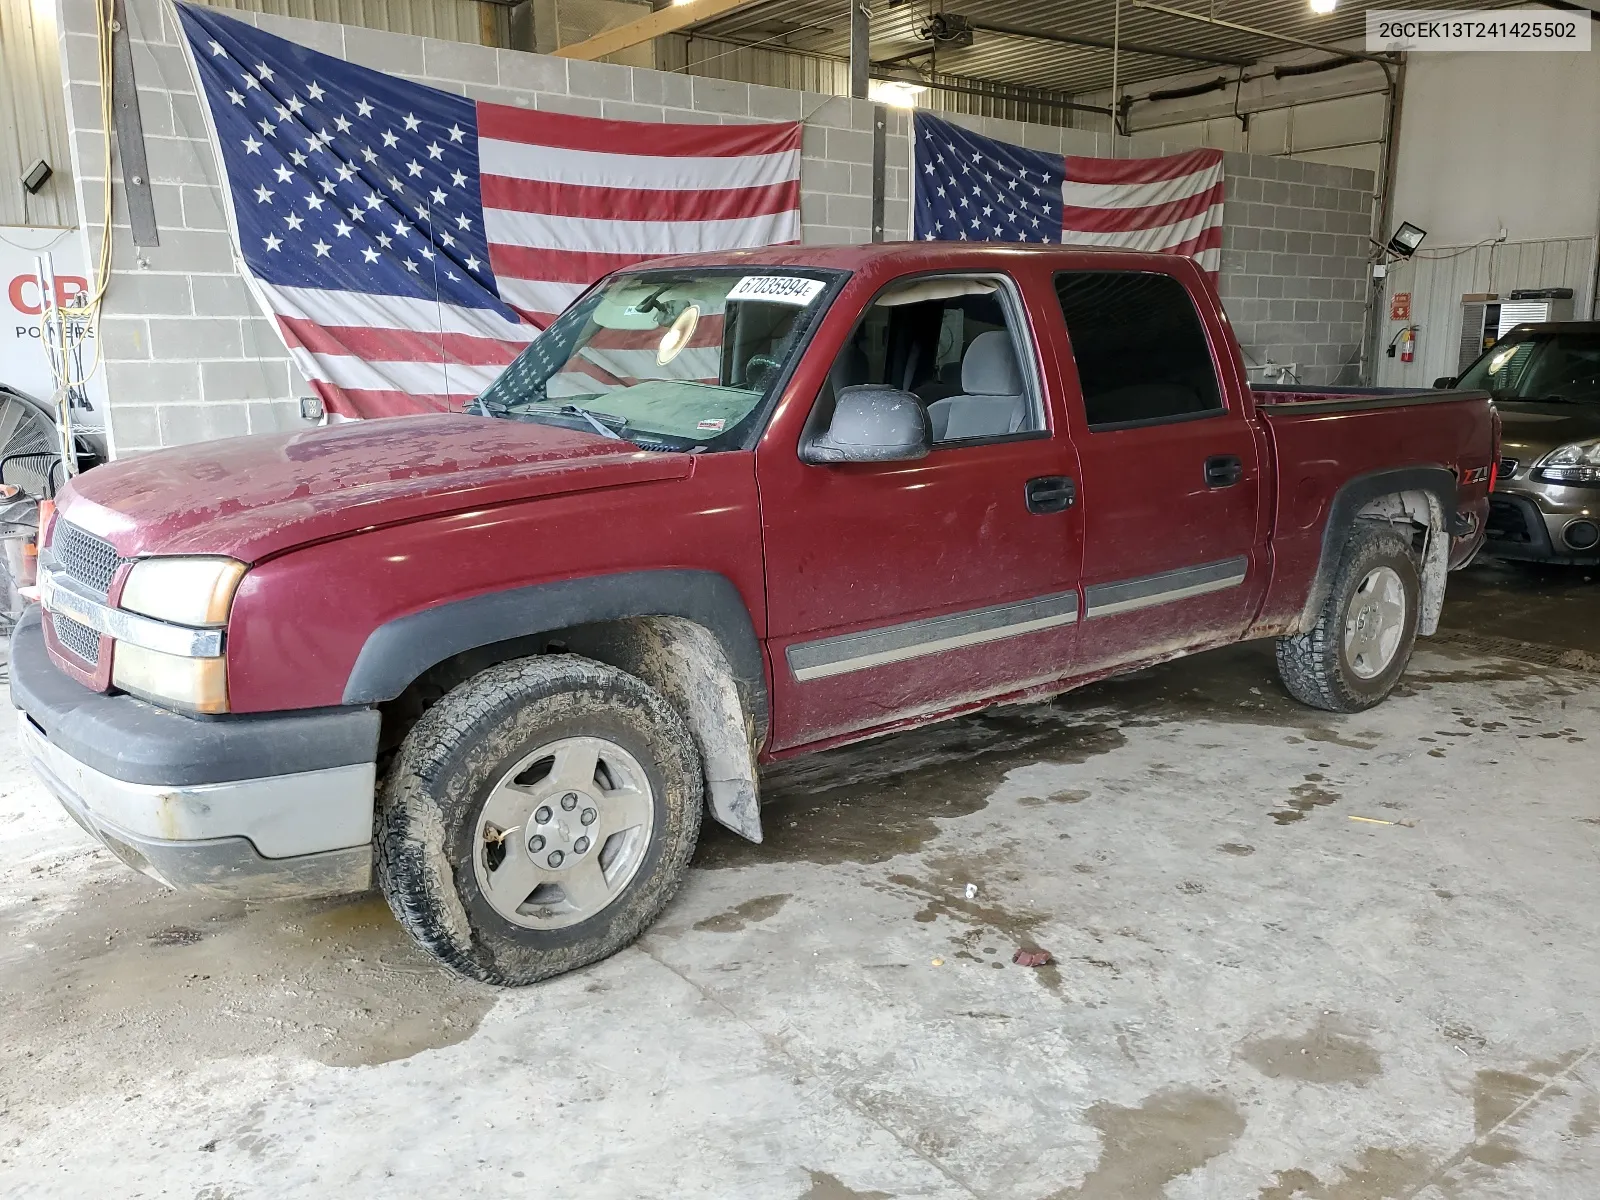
[376,655,703,986]
[1276,522,1422,713]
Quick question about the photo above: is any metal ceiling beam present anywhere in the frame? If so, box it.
[1127,2,1398,66]
[850,0,870,98]
[964,16,1256,67]
[553,0,768,61]
[915,76,1110,116]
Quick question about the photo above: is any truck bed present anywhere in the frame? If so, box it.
[1249,382,1497,635]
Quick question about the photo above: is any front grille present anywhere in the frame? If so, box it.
[1486,497,1535,544]
[1498,457,1519,481]
[50,611,101,665]
[51,522,123,596]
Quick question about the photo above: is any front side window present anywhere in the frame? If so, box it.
[1055,271,1225,430]
[820,275,1043,445]
[473,269,839,451]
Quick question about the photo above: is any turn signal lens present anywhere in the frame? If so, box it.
[112,643,228,714]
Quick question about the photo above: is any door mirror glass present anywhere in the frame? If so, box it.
[801,385,931,464]
[1433,376,1458,389]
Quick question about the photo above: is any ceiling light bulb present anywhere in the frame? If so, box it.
[1309,0,1337,12]
[868,80,928,108]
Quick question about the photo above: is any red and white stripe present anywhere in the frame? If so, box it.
[259,283,537,417]
[547,310,727,398]
[478,105,802,327]
[1059,149,1225,275]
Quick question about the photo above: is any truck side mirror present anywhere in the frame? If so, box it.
[800,385,931,465]
[1433,376,1458,389]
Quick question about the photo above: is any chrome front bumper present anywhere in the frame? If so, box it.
[10,607,380,900]
[20,713,375,898]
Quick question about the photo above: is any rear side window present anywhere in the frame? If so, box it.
[1054,271,1224,430]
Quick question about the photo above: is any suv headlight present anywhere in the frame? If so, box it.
[1534,440,1600,485]
[112,557,245,714]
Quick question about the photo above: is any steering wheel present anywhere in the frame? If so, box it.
[745,354,782,391]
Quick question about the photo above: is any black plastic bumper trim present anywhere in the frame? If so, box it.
[9,608,380,786]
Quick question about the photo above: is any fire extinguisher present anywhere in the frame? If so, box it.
[1400,326,1417,363]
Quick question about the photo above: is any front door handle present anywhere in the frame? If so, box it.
[1204,455,1243,489]
[1026,475,1076,514]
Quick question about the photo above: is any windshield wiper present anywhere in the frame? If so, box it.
[555,403,625,440]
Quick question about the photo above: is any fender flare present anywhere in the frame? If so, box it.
[342,569,768,742]
[1297,466,1459,633]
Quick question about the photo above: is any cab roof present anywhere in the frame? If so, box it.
[631,240,1205,277]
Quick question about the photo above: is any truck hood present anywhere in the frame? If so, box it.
[1496,401,1600,464]
[57,414,694,562]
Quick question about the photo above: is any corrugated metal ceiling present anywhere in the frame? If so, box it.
[687,0,1513,96]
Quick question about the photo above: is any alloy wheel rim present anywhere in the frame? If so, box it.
[472,735,655,931]
[1343,566,1407,680]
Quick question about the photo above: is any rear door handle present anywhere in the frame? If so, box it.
[1204,455,1243,489]
[1026,475,1076,514]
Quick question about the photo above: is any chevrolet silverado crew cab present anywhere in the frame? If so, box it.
[13,244,1497,985]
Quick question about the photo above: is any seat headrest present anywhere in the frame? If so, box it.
[961,331,1023,396]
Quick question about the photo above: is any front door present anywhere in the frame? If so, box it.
[1050,267,1267,675]
[758,270,1083,751]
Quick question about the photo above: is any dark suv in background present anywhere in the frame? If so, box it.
[1442,322,1600,563]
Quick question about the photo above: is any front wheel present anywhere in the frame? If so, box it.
[376,655,703,986]
[1276,522,1422,713]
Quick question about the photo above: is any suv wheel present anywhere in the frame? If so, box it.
[376,655,703,985]
[1276,521,1422,713]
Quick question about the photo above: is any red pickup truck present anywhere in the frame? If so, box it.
[14,244,1496,985]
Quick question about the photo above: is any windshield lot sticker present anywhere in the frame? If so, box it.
[727,276,825,306]
[696,418,726,432]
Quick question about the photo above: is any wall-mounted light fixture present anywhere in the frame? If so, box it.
[1386,221,1428,258]
[21,159,53,194]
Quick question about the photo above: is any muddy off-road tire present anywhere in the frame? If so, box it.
[1276,522,1422,713]
[376,655,703,986]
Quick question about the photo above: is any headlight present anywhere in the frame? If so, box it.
[119,557,246,625]
[1534,440,1600,485]
[112,643,228,714]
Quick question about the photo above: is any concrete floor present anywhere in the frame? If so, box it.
[2,559,1599,1198]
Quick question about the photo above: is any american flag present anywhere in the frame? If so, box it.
[912,113,1224,274]
[176,4,802,419]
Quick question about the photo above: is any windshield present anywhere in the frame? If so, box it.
[470,268,839,451]
[1457,329,1600,404]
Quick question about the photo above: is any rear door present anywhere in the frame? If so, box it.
[757,270,1083,751]
[1050,267,1268,674]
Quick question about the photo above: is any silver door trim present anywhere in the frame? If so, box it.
[787,591,1079,682]
[1083,556,1249,620]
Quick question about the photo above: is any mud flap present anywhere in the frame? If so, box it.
[572,617,763,843]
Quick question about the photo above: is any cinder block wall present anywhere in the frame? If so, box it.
[1212,152,1376,386]
[56,0,1371,454]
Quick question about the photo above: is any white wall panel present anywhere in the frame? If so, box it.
[1294,143,1382,177]
[1289,91,1384,154]
[1,0,76,227]
[1375,237,1598,388]
[1389,50,1600,248]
